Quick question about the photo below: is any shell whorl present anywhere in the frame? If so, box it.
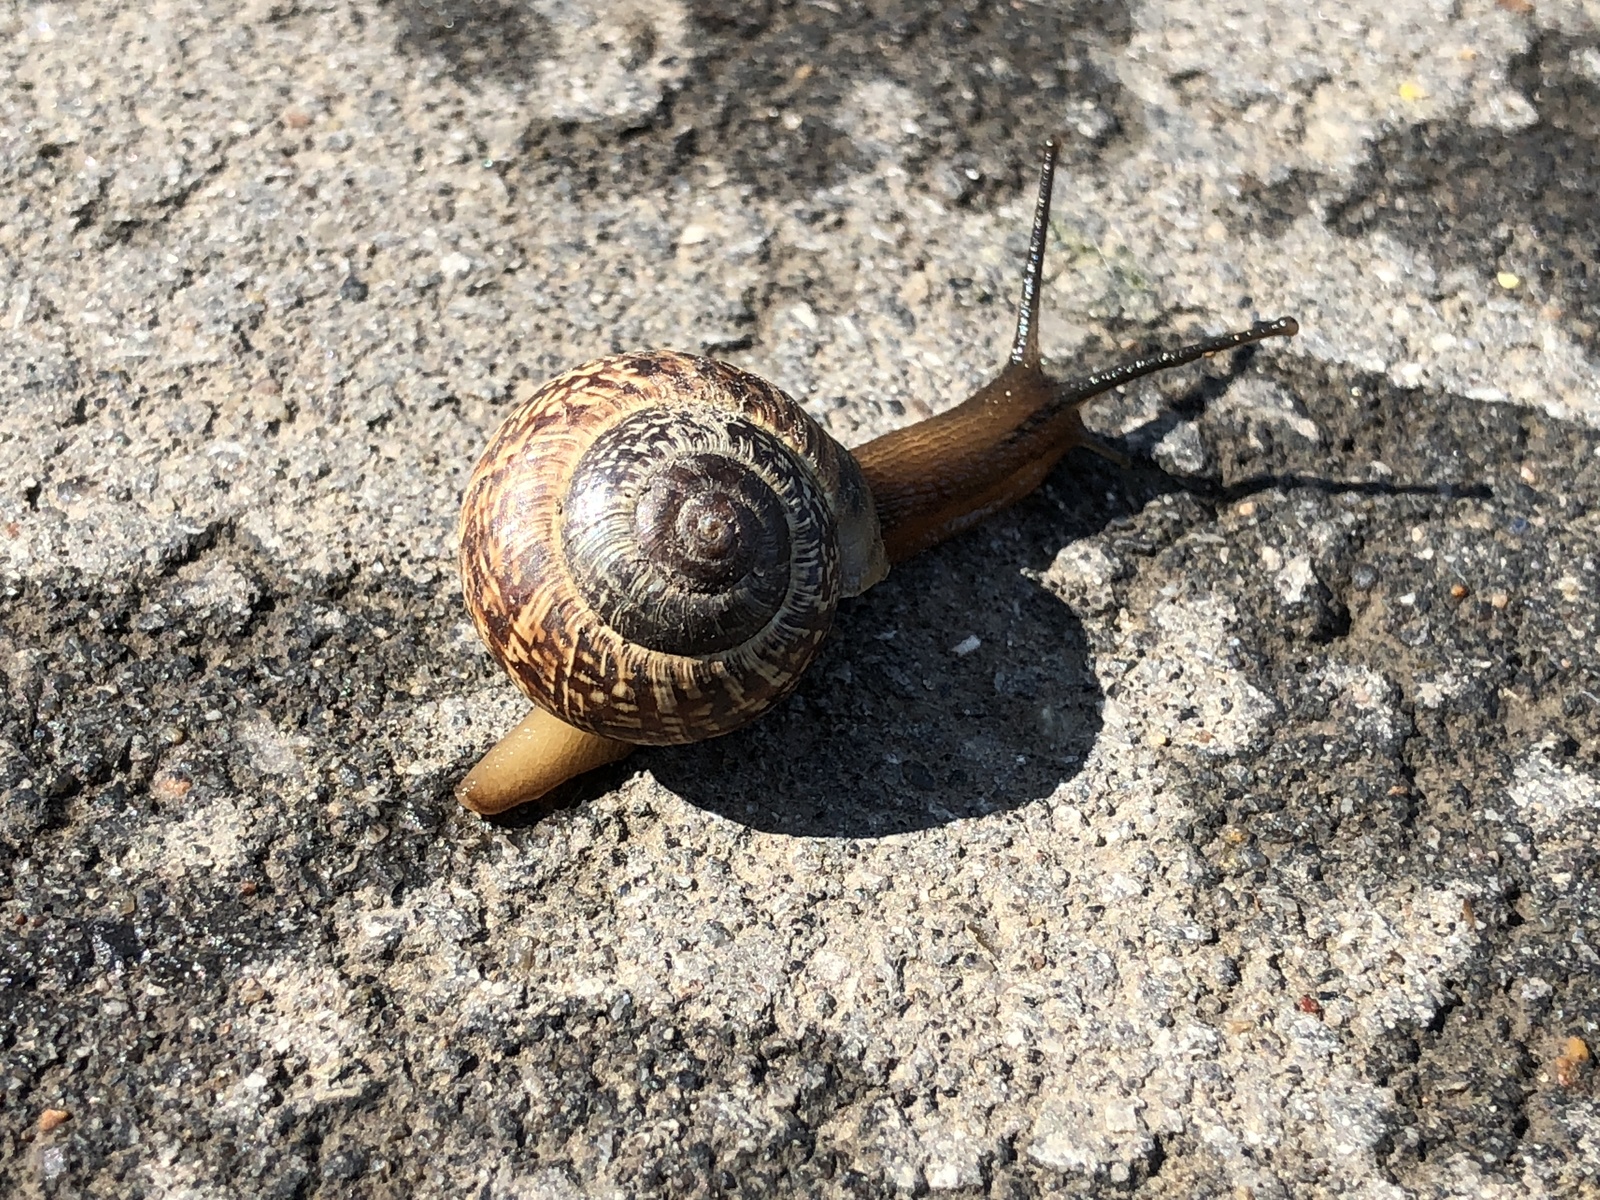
[458,351,886,745]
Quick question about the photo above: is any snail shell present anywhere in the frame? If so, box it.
[458,350,887,745]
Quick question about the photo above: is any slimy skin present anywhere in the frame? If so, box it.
[456,706,631,816]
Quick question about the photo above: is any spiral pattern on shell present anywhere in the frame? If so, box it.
[459,351,885,745]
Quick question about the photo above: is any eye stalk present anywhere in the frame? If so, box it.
[454,137,1300,816]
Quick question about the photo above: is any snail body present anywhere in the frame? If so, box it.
[456,139,1298,815]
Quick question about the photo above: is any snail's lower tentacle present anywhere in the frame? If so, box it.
[455,707,634,816]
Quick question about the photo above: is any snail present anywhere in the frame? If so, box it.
[455,138,1298,815]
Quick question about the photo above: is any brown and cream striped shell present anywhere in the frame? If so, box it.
[458,350,888,745]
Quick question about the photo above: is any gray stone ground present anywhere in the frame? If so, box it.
[2,0,1599,1196]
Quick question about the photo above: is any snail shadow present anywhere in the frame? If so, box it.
[645,499,1105,838]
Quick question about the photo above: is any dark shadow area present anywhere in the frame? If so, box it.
[1333,33,1600,357]
[391,0,1135,203]
[1205,474,1490,503]
[666,0,1134,197]
[1238,33,1600,360]
[387,0,554,83]
[484,457,1119,839]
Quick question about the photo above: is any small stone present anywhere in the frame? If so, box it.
[1153,421,1209,475]
[150,768,193,802]
[1275,555,1316,605]
[237,979,268,1005]
[1555,1036,1590,1087]
[38,1109,70,1133]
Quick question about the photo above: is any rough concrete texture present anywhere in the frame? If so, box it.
[2,0,1599,1196]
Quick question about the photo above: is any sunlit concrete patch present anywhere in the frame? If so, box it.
[1099,594,1279,757]
[119,791,269,881]
[1510,750,1600,833]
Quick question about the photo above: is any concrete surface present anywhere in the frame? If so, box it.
[2,0,1598,1196]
